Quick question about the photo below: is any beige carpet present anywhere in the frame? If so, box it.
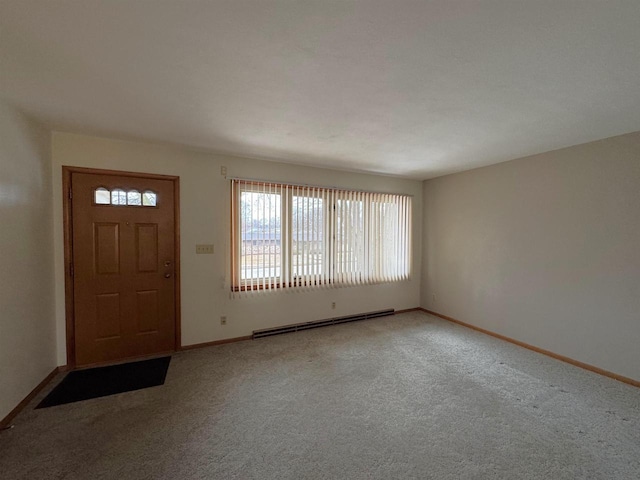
[1,311,639,479]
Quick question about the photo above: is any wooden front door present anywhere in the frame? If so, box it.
[70,170,178,366]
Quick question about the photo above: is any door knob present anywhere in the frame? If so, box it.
[164,273,172,278]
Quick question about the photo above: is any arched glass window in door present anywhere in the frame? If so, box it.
[111,189,127,205]
[127,190,142,206]
[94,187,110,204]
[93,187,157,207]
[142,191,157,206]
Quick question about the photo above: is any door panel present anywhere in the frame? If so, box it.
[94,223,120,274]
[96,293,121,339]
[71,172,176,366]
[136,290,159,334]
[136,224,158,272]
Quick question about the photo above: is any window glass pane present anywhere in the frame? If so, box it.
[127,190,141,206]
[94,187,110,204]
[142,191,157,206]
[240,191,281,281]
[292,196,324,278]
[335,198,364,275]
[371,200,398,278]
[111,189,127,205]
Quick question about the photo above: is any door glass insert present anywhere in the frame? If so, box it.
[142,191,157,206]
[94,187,110,204]
[111,189,127,206]
[127,190,142,206]
[93,188,157,207]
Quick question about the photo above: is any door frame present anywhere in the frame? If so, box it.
[62,166,181,369]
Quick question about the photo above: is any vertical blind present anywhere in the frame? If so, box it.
[231,179,411,294]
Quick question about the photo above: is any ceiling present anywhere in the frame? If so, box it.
[1,1,640,179]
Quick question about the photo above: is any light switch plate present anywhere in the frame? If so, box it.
[196,244,214,254]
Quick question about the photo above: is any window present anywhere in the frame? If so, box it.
[92,187,157,207]
[142,190,157,206]
[127,190,142,206]
[94,187,110,204]
[111,188,127,205]
[231,180,411,292]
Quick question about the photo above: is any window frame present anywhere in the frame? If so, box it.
[231,180,411,292]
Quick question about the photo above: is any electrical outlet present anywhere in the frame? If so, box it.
[196,244,214,254]
[220,166,227,176]
[331,302,336,309]
[220,316,227,325]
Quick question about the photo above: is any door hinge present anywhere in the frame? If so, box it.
[68,188,73,200]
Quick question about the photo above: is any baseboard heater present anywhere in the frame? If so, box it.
[252,309,395,339]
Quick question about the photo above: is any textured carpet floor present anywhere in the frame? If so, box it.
[1,311,639,479]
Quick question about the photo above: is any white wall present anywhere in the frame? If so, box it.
[0,101,56,420]
[422,132,640,381]
[52,132,422,365]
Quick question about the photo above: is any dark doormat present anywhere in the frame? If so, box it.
[37,356,171,408]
